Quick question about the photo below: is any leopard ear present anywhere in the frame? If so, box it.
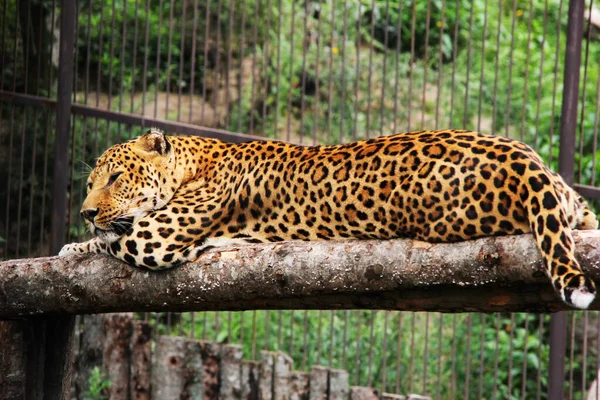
[139,128,171,155]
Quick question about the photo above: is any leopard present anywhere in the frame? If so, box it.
[59,128,599,309]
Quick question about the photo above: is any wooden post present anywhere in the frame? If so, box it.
[0,2,78,398]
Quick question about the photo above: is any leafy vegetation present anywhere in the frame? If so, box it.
[84,367,111,400]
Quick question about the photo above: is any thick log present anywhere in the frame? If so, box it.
[130,321,152,400]
[289,371,309,400]
[351,387,380,400]
[2,232,600,316]
[241,360,260,399]
[273,351,293,400]
[72,315,105,399]
[103,314,133,400]
[0,321,26,399]
[151,336,186,399]
[258,351,274,400]
[329,369,350,400]
[199,341,221,399]
[308,366,329,400]
[220,344,243,399]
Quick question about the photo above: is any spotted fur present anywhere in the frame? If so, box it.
[59,128,598,308]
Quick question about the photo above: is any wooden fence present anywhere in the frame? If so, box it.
[71,314,431,400]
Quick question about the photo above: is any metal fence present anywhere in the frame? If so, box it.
[1,0,600,398]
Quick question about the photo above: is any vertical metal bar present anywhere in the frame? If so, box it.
[549,311,568,400]
[328,311,335,368]
[568,312,577,398]
[353,311,362,385]
[533,0,550,150]
[248,0,259,134]
[316,310,323,365]
[434,0,446,130]
[298,1,310,144]
[419,0,431,129]
[224,1,234,130]
[576,0,594,183]
[130,0,140,113]
[518,0,535,142]
[520,314,531,400]
[478,314,486,399]
[338,0,348,142]
[548,0,565,166]
[436,314,444,400]
[188,0,199,124]
[476,0,489,132]
[492,314,501,399]
[364,0,376,136]
[302,310,309,370]
[558,0,584,184]
[503,0,518,137]
[41,3,78,398]
[422,312,430,395]
[462,0,475,128]
[177,0,187,121]
[395,312,403,393]
[550,1,585,399]
[211,0,221,123]
[311,0,322,144]
[351,1,362,140]
[380,311,389,393]
[366,311,376,387]
[406,1,416,131]
[378,0,391,135]
[490,0,503,135]
[408,313,415,393]
[141,0,151,116]
[537,315,544,400]
[581,312,589,397]
[463,315,472,399]
[51,0,76,255]
[507,313,516,397]
[447,0,460,129]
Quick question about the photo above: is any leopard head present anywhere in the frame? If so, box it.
[80,128,181,243]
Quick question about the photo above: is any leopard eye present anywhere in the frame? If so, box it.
[107,172,123,186]
[87,182,93,191]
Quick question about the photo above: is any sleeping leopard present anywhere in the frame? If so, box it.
[59,128,598,309]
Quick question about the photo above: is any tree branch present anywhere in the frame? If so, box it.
[2,231,600,317]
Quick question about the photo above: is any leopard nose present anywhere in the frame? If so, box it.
[81,208,99,223]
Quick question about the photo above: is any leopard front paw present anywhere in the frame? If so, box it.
[59,242,89,257]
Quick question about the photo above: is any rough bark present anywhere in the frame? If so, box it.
[72,315,105,399]
[241,360,260,399]
[329,369,350,400]
[350,387,380,400]
[130,321,152,400]
[2,232,600,316]
[0,321,26,399]
[289,371,309,400]
[308,366,329,400]
[103,314,133,400]
[273,351,293,400]
[151,336,186,399]
[220,344,243,399]
[199,341,221,400]
[258,351,274,400]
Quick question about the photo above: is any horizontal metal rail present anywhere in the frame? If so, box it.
[0,90,265,143]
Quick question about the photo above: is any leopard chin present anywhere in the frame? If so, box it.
[95,228,122,244]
